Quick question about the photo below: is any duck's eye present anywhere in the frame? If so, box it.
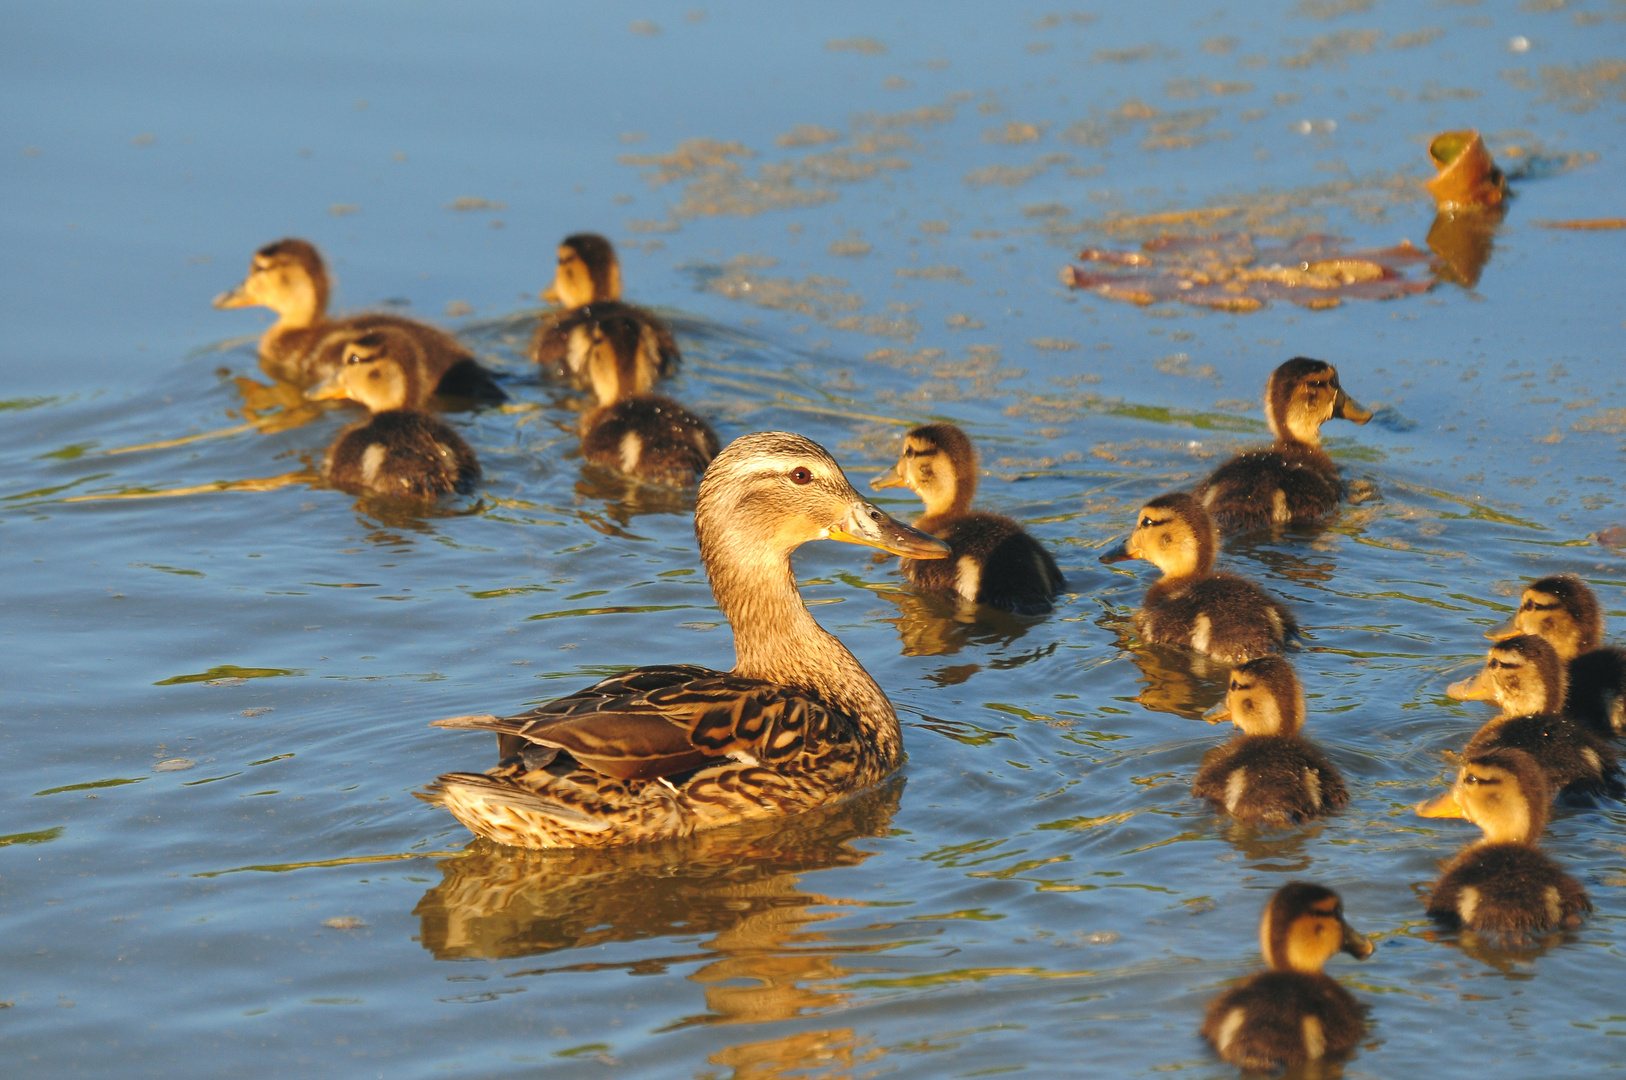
[790,467,813,485]
[1139,517,1152,528]
[345,352,364,365]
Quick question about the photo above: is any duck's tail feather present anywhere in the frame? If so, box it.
[418,772,612,832]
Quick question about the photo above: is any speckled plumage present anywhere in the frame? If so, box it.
[324,410,479,499]
[1464,711,1621,800]
[1194,734,1347,826]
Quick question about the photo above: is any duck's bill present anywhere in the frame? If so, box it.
[1485,615,1521,640]
[1414,789,1467,818]
[541,284,561,304]
[828,501,950,559]
[1099,539,1136,564]
[304,374,350,402]
[1334,389,1373,424]
[1446,668,1495,701]
[1341,920,1375,960]
[1201,701,1231,724]
[212,283,254,309]
[869,462,906,490]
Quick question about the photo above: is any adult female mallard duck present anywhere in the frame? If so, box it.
[870,423,1064,614]
[214,237,504,401]
[1100,491,1297,664]
[1193,655,1348,826]
[1200,882,1373,1072]
[304,327,480,498]
[1489,575,1626,737]
[417,431,952,848]
[578,313,719,487]
[1195,357,1372,534]
[531,232,680,388]
[1416,747,1592,934]
[1443,634,1621,800]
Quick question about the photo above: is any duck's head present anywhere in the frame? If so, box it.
[1265,357,1371,448]
[871,423,977,518]
[214,238,328,325]
[1099,491,1216,578]
[1203,655,1305,735]
[1258,882,1372,975]
[1446,633,1566,715]
[579,313,654,405]
[1490,575,1601,662]
[305,327,424,412]
[1415,747,1550,844]
[544,233,622,308]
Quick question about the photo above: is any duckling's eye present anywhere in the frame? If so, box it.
[790,467,813,485]
[345,352,364,365]
[1139,517,1152,528]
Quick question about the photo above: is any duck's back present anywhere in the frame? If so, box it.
[904,511,1063,613]
[325,409,480,498]
[1201,970,1364,1070]
[1139,572,1296,664]
[1193,734,1347,826]
[1464,712,1621,798]
[1197,442,1342,534]
[581,394,719,487]
[1568,647,1626,737]
[533,301,680,386]
[1427,841,1591,933]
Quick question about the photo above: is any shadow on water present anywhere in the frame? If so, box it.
[1095,607,1229,721]
[873,583,1044,659]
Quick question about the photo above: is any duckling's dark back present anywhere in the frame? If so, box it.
[904,511,1063,614]
[1193,733,1347,826]
[1200,970,1365,1071]
[582,395,719,487]
[326,411,480,499]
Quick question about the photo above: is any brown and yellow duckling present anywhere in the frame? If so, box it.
[1101,492,1297,664]
[1193,656,1348,826]
[1195,357,1372,534]
[1416,747,1592,935]
[870,424,1064,614]
[305,328,480,499]
[1200,882,1372,1072]
[578,314,719,487]
[214,238,504,401]
[531,232,680,388]
[1487,574,1626,738]
[418,431,951,848]
[1443,634,1621,801]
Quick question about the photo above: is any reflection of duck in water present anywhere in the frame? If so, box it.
[418,432,949,848]
[1194,358,1371,534]
[531,232,680,388]
[1485,574,1626,737]
[305,329,480,499]
[214,237,503,400]
[870,424,1064,614]
[1200,882,1373,1072]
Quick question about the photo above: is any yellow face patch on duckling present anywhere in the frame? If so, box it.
[1415,748,1548,845]
[544,233,623,308]
[1259,883,1373,974]
[871,424,977,520]
[305,329,424,413]
[1446,634,1567,715]
[1490,575,1601,663]
[1265,357,1372,448]
[1204,655,1306,735]
[1100,492,1216,579]
[213,238,328,326]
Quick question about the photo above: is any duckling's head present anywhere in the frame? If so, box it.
[870,423,977,518]
[1264,357,1371,447]
[544,233,622,308]
[1205,655,1305,735]
[1416,747,1551,844]
[1100,491,1216,579]
[213,238,328,325]
[304,327,424,412]
[1258,882,1373,975]
[582,313,649,406]
[1493,575,1601,662]
[1447,634,1567,716]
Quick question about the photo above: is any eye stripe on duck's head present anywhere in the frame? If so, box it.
[1509,575,1602,659]
[874,423,977,518]
[1224,655,1305,735]
[1124,491,1216,577]
[1265,356,1366,446]
[1483,634,1567,715]
[306,327,423,411]
[217,237,329,320]
[1259,881,1371,974]
[1453,747,1550,844]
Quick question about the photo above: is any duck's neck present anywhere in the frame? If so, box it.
[918,474,973,527]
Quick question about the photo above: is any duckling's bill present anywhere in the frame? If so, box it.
[869,463,906,490]
[304,374,350,402]
[1446,666,1495,701]
[1334,388,1373,425]
[212,282,254,309]
[1340,918,1375,960]
[827,501,951,559]
[1098,537,1141,564]
[1414,788,1468,818]
[1201,700,1231,724]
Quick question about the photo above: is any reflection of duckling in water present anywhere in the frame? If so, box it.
[870,424,1064,614]
[1200,881,1373,1072]
[1195,357,1372,534]
[1101,491,1297,664]
[1416,747,1591,935]
[531,232,680,388]
[305,329,480,499]
[1194,656,1348,827]
[1488,574,1626,738]
[578,314,719,487]
[1443,634,1621,801]
[214,238,503,400]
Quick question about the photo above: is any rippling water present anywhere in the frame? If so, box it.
[6,2,1626,1077]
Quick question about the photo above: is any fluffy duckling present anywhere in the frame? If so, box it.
[1489,575,1626,737]
[1193,656,1348,826]
[531,233,680,387]
[1445,634,1621,800]
[1100,492,1297,664]
[579,314,718,487]
[305,328,480,499]
[870,424,1064,614]
[1417,747,1592,934]
[1195,357,1372,534]
[215,238,504,401]
[1200,882,1372,1072]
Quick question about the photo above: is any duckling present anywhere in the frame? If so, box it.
[578,314,719,487]
[1488,574,1626,737]
[869,424,1064,614]
[215,238,504,401]
[417,431,952,848]
[1416,747,1592,934]
[1100,492,1297,664]
[305,327,480,499]
[1200,882,1372,1072]
[1195,357,1372,534]
[531,233,680,387]
[1444,634,1621,800]
[1193,656,1348,826]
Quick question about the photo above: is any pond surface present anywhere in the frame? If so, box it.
[6,1,1626,1077]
